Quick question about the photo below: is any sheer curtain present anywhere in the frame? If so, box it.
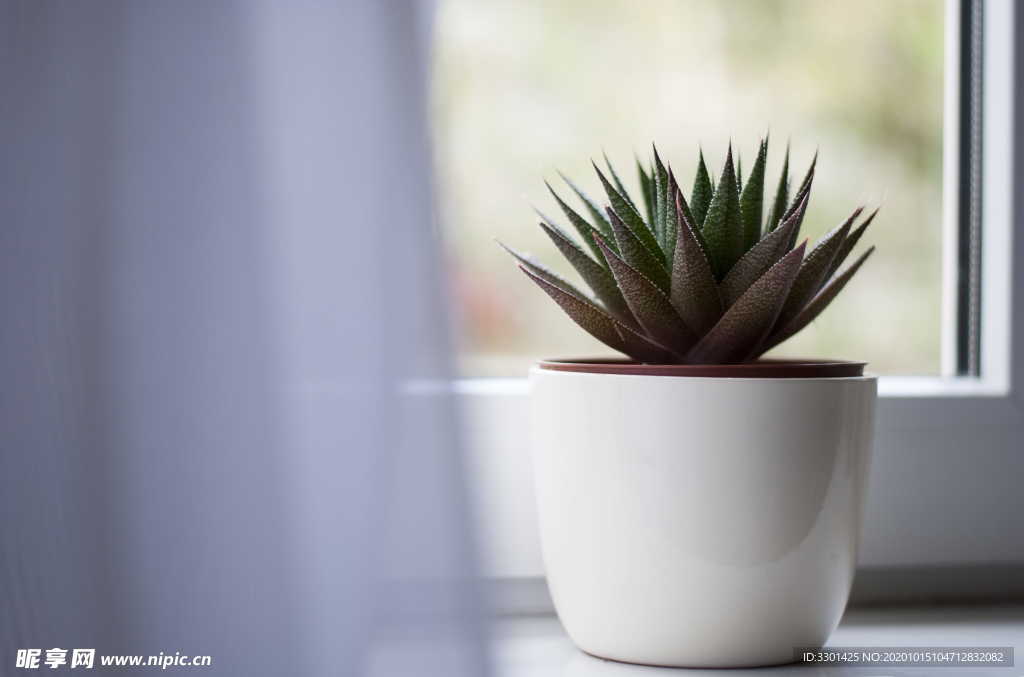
[1,2,488,675]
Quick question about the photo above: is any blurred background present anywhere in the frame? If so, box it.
[431,0,945,376]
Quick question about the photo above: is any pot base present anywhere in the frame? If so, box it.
[539,357,866,378]
[581,648,802,670]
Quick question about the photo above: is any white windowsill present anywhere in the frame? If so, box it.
[453,374,1010,398]
[491,605,1024,676]
[455,369,1024,583]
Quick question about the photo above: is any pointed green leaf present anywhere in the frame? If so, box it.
[544,181,616,260]
[719,190,809,308]
[774,207,860,331]
[637,157,656,227]
[537,221,635,326]
[765,143,790,232]
[700,146,744,279]
[517,263,670,363]
[686,242,806,364]
[604,151,636,210]
[826,208,878,280]
[671,168,696,235]
[606,208,670,292]
[762,246,875,352]
[671,195,722,335]
[690,149,714,227]
[557,171,614,241]
[663,168,683,268]
[740,138,768,250]
[652,145,670,248]
[594,162,664,263]
[596,237,695,356]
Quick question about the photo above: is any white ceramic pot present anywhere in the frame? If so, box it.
[530,360,877,668]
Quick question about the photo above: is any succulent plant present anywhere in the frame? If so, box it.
[501,138,877,364]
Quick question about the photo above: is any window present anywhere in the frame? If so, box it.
[433,0,945,377]
[431,0,1024,594]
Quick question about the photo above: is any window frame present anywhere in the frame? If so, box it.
[454,0,1023,593]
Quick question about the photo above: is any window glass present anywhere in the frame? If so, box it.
[432,0,944,376]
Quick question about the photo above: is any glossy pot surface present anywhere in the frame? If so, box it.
[530,363,877,667]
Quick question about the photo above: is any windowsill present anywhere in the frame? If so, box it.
[453,374,1011,398]
[456,374,1024,582]
[491,605,1024,676]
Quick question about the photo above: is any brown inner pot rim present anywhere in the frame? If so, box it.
[537,357,867,378]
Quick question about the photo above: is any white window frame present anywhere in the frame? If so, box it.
[454,0,1023,599]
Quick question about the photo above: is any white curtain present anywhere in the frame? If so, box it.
[1,2,488,675]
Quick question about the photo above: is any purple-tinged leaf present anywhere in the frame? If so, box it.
[517,264,671,362]
[786,152,817,218]
[613,324,676,363]
[498,241,586,298]
[826,207,878,280]
[780,183,811,249]
[671,195,722,335]
[596,237,696,356]
[782,152,817,248]
[606,207,670,292]
[773,207,861,331]
[686,242,806,364]
[761,246,875,352]
[719,190,809,307]
[537,221,636,327]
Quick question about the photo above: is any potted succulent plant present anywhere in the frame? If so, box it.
[502,138,878,668]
